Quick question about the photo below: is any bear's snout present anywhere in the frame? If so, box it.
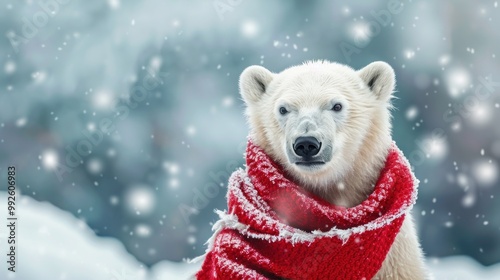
[293,136,321,158]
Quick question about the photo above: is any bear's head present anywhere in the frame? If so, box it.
[239,61,396,205]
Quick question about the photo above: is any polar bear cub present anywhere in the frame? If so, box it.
[239,60,427,279]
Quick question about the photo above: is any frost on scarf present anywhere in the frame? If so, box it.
[195,140,418,280]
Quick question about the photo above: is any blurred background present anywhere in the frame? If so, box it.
[0,0,499,270]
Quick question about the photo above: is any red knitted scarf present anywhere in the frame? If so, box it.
[196,140,418,280]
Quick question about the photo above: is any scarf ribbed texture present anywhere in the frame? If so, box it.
[196,140,418,280]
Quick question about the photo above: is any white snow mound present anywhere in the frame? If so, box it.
[0,192,199,280]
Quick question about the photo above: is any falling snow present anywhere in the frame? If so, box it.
[405,106,419,120]
[446,67,471,97]
[472,160,498,186]
[242,20,258,38]
[126,186,156,216]
[2,1,499,276]
[41,150,58,170]
[4,61,16,74]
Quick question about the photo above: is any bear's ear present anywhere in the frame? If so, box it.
[357,61,395,101]
[239,65,274,104]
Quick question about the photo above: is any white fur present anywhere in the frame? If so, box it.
[239,60,428,279]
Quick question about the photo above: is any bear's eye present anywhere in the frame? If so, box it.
[332,103,342,112]
[279,107,288,115]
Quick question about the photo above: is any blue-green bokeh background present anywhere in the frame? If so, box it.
[1,0,499,267]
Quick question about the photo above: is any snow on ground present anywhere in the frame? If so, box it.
[0,192,198,280]
[427,256,500,280]
[0,192,498,280]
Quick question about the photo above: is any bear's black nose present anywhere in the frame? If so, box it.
[293,137,321,157]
